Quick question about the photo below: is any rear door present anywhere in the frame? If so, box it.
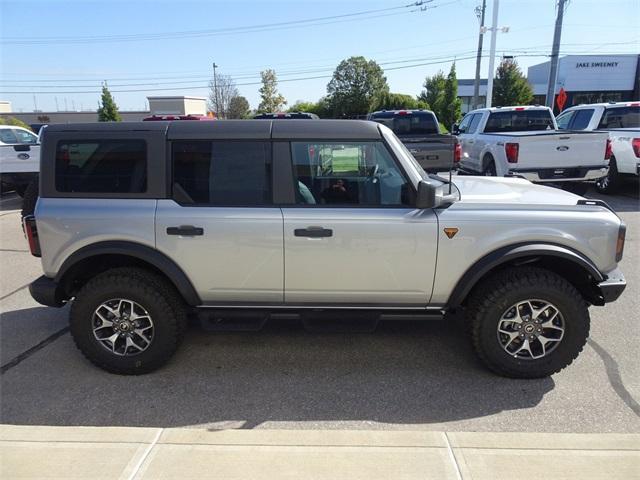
[281,139,438,306]
[155,139,284,304]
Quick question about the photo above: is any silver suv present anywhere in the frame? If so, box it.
[24,120,627,378]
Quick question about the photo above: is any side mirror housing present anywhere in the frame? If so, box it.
[451,124,461,135]
[416,180,436,209]
[14,144,31,152]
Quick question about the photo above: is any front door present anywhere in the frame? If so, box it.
[282,140,438,306]
[155,139,283,304]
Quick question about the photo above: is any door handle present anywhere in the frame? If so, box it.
[294,226,333,238]
[166,225,204,236]
[468,140,475,144]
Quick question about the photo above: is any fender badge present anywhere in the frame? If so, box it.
[444,227,459,239]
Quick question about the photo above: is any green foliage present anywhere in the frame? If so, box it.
[492,58,534,107]
[289,98,331,118]
[418,71,446,120]
[227,95,250,119]
[439,122,449,133]
[0,116,30,130]
[440,63,462,129]
[371,92,428,111]
[97,83,121,122]
[326,56,389,117]
[257,69,287,113]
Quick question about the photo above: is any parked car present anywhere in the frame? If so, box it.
[556,102,639,193]
[454,106,610,191]
[367,109,460,173]
[254,112,320,119]
[0,124,40,196]
[25,120,626,378]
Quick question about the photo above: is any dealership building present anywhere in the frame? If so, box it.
[458,54,640,113]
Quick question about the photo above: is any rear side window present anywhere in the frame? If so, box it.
[55,140,147,193]
[172,141,271,205]
[598,106,640,129]
[484,110,554,132]
[570,109,594,130]
[370,112,438,135]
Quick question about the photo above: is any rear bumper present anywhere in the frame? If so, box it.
[29,275,65,307]
[596,268,626,304]
[507,165,608,183]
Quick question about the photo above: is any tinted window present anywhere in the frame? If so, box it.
[12,128,38,144]
[457,114,473,133]
[570,109,594,130]
[468,114,482,133]
[598,106,640,129]
[291,141,412,206]
[484,110,554,132]
[172,141,271,205]
[555,111,574,130]
[55,140,147,193]
[370,112,438,135]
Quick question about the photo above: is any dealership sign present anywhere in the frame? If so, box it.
[576,61,620,68]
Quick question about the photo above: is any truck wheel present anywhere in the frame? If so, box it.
[21,179,38,219]
[595,158,620,194]
[70,268,187,374]
[466,266,589,378]
[483,157,496,176]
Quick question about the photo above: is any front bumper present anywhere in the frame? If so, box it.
[596,268,626,304]
[508,166,608,183]
[29,275,66,307]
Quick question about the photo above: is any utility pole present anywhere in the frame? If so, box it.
[55,96,59,111]
[546,0,567,109]
[212,62,220,118]
[485,0,499,108]
[472,0,487,110]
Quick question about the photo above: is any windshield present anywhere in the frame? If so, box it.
[598,106,640,129]
[484,110,554,132]
[370,112,439,135]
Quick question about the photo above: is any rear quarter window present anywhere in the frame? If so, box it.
[55,139,147,193]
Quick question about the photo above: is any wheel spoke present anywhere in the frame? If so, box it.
[125,336,144,352]
[92,298,154,357]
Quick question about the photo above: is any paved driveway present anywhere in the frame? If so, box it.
[1,185,638,432]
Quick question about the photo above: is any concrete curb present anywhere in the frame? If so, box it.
[1,425,639,479]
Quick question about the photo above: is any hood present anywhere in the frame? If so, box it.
[452,176,582,206]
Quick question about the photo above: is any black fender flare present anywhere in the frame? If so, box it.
[445,242,604,309]
[55,241,201,306]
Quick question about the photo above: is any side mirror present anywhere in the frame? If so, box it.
[14,144,31,152]
[415,180,436,209]
[451,124,461,135]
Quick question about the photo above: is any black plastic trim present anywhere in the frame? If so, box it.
[446,242,604,308]
[29,275,65,307]
[55,241,201,306]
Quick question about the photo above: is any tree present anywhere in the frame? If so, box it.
[97,82,121,122]
[257,69,287,113]
[371,92,428,111]
[326,56,389,117]
[440,63,462,129]
[227,95,250,119]
[0,116,31,130]
[492,58,534,107]
[208,73,239,118]
[418,71,446,120]
[288,97,331,118]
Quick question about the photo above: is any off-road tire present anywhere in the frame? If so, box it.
[70,267,187,374]
[20,178,38,219]
[483,156,497,176]
[595,157,620,194]
[466,266,590,378]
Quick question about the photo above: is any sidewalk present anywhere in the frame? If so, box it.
[1,425,639,479]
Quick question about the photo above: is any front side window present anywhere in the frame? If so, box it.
[12,128,38,144]
[484,110,554,132]
[291,141,413,206]
[0,129,18,144]
[468,113,482,133]
[172,141,271,205]
[556,111,575,130]
[457,114,474,133]
[55,140,147,193]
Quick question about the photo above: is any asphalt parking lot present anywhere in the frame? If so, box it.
[0,184,638,433]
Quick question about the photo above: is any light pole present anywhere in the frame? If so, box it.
[472,0,487,111]
[546,0,567,109]
[485,0,499,108]
[212,62,220,118]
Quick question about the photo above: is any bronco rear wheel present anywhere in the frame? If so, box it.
[466,266,590,378]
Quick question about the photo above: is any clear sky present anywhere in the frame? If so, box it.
[1,0,638,112]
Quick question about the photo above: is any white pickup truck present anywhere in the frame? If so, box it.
[556,102,639,194]
[454,106,610,188]
[0,125,40,196]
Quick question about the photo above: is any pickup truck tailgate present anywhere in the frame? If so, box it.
[504,131,608,169]
[400,135,455,171]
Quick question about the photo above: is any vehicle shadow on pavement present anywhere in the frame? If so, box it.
[0,314,554,429]
[585,183,639,212]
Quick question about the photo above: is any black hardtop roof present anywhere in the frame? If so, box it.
[45,119,382,140]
